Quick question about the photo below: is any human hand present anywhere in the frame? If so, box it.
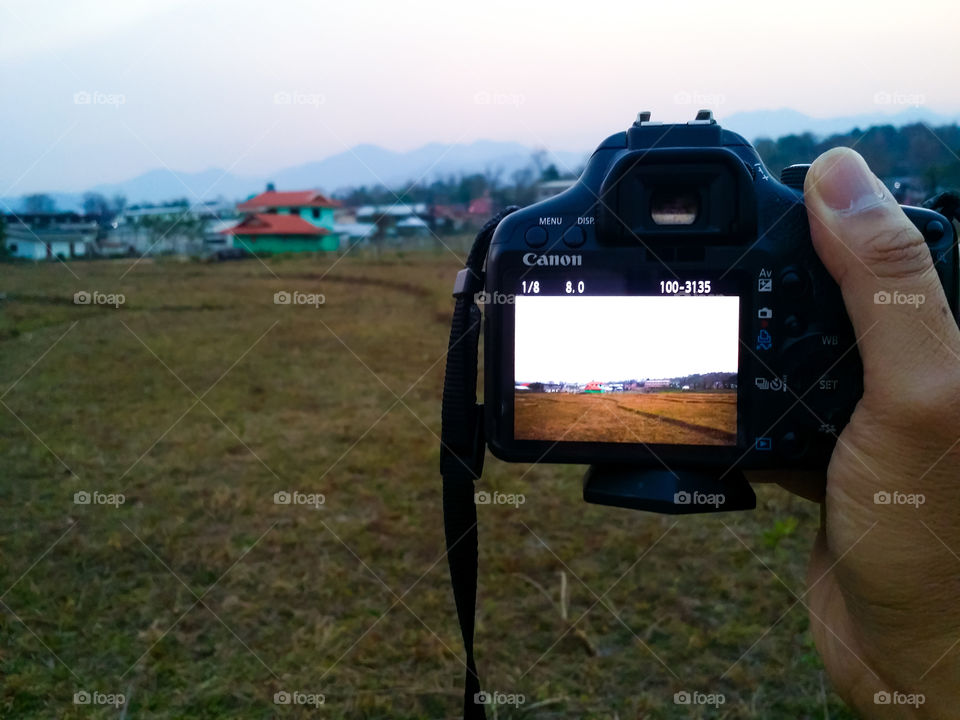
[798,147,960,718]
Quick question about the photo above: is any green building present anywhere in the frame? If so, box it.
[224,188,340,253]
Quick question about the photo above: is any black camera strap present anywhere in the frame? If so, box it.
[440,207,519,720]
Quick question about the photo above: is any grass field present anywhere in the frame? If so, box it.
[515,392,737,445]
[0,250,852,719]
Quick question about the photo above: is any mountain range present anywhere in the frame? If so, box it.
[6,141,587,213]
[5,107,958,212]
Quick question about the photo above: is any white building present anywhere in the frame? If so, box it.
[109,201,237,256]
[4,217,95,260]
[643,379,672,390]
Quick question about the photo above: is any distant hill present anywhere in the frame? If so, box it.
[89,168,261,207]
[271,140,585,193]
[1,141,587,211]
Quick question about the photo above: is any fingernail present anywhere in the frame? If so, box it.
[814,150,888,216]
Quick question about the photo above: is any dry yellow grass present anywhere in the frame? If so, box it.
[515,392,736,445]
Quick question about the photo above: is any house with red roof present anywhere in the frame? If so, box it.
[223,184,342,253]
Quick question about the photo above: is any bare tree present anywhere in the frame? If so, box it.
[370,212,390,258]
[82,192,110,218]
[23,194,56,215]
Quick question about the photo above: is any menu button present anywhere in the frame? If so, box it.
[524,226,548,248]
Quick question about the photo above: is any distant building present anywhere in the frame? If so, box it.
[431,204,470,233]
[3,214,95,260]
[395,215,430,236]
[642,379,671,391]
[334,222,377,242]
[467,194,493,219]
[226,187,341,253]
[351,202,435,243]
[224,213,339,253]
[111,201,237,256]
[356,202,429,228]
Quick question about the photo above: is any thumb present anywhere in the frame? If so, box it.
[804,147,960,407]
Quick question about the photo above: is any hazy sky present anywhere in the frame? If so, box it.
[1,0,958,194]
[514,295,739,383]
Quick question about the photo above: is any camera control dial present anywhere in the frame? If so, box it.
[780,164,811,191]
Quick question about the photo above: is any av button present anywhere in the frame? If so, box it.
[562,226,585,248]
[524,226,548,248]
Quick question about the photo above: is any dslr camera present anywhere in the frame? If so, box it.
[477,110,959,513]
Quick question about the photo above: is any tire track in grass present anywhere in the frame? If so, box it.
[599,395,737,444]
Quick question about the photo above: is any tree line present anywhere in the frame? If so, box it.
[334,149,572,210]
[13,123,960,218]
[754,122,960,191]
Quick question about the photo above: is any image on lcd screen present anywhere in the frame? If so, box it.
[513,295,739,445]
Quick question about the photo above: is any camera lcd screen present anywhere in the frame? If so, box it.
[513,295,739,445]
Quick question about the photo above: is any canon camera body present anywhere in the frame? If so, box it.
[482,110,959,474]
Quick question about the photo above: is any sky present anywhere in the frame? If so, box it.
[1,0,959,194]
[514,295,739,384]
